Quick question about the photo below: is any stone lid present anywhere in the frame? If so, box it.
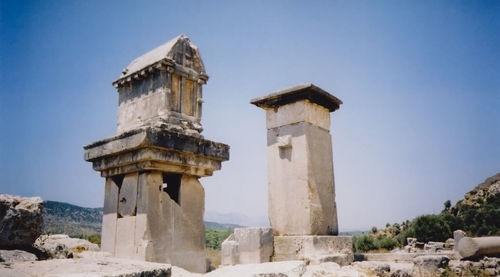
[112,34,207,87]
[250,83,342,112]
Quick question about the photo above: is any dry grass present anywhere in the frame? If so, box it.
[206,248,221,268]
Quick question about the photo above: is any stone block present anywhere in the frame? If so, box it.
[118,173,138,217]
[265,101,331,130]
[234,227,274,264]
[0,194,43,248]
[0,250,37,263]
[221,234,239,266]
[115,216,137,259]
[413,255,450,274]
[133,171,207,273]
[273,235,353,264]
[267,122,338,235]
[101,177,119,254]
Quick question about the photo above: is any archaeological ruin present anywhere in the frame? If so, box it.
[221,84,353,266]
[83,34,229,273]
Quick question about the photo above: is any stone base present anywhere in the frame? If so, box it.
[221,227,274,265]
[273,235,353,266]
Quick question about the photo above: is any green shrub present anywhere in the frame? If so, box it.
[86,234,101,246]
[410,214,451,242]
[353,235,377,252]
[375,236,399,250]
[205,228,232,250]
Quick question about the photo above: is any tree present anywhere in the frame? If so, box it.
[410,215,451,242]
[444,200,451,211]
[371,226,378,234]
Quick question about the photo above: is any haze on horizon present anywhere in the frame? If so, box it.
[1,1,498,231]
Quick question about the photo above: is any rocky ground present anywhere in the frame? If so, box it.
[2,191,499,276]
[1,250,499,277]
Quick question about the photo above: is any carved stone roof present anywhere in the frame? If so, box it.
[112,34,207,88]
[250,83,342,112]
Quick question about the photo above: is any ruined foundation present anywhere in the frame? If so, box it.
[84,35,229,273]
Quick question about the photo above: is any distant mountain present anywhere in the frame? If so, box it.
[205,221,241,230]
[42,200,241,237]
[204,210,269,227]
[42,201,102,237]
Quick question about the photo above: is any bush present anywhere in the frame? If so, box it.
[410,214,451,242]
[375,236,399,250]
[86,234,101,246]
[353,235,377,252]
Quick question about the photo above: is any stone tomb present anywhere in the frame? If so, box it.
[251,84,353,264]
[84,35,229,273]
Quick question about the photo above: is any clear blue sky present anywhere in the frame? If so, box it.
[1,1,498,230]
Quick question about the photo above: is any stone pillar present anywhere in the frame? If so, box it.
[251,83,342,236]
[251,84,353,265]
[457,236,500,258]
[84,35,229,273]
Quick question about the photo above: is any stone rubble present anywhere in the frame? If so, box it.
[0,193,43,248]
[0,249,37,263]
[33,234,100,259]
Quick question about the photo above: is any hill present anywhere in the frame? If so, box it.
[353,173,500,252]
[42,200,242,237]
[43,200,103,237]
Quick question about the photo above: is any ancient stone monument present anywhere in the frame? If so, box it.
[251,84,353,264]
[83,34,229,273]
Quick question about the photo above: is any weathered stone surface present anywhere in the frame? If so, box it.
[234,227,274,264]
[273,235,353,264]
[307,253,353,266]
[413,255,449,274]
[84,35,228,274]
[0,256,172,277]
[0,250,37,263]
[33,235,74,259]
[221,234,239,266]
[266,120,337,235]
[102,171,207,273]
[453,229,466,251]
[118,173,139,217]
[113,35,208,135]
[302,262,341,277]
[101,177,119,254]
[457,236,500,258]
[0,194,43,248]
[250,83,342,112]
[359,252,456,263]
[205,261,306,277]
[39,234,99,253]
[264,100,331,130]
[84,128,229,178]
[252,85,341,236]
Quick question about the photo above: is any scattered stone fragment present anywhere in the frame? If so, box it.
[36,234,99,253]
[413,255,449,274]
[0,250,37,263]
[33,235,73,259]
[0,194,43,248]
